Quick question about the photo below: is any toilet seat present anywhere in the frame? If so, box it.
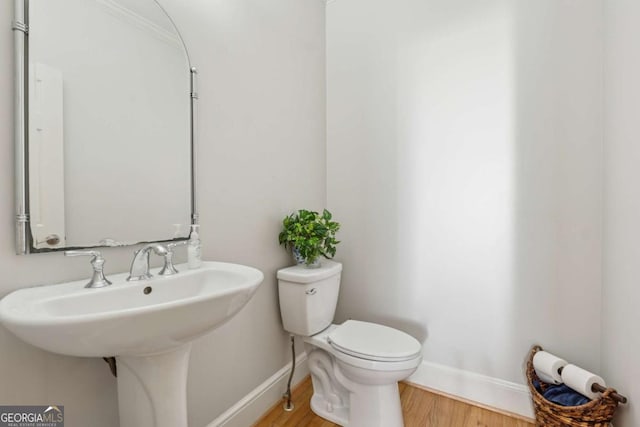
[305,323,423,372]
[328,320,422,362]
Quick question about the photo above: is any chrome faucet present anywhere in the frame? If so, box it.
[127,243,169,281]
[65,250,112,288]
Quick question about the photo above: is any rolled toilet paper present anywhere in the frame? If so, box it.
[561,364,606,400]
[533,351,567,385]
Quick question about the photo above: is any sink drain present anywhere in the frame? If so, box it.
[143,286,152,295]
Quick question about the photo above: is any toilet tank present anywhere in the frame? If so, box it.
[277,260,342,336]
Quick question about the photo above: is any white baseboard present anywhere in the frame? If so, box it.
[207,352,309,427]
[408,360,535,420]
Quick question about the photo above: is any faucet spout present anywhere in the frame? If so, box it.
[127,243,169,281]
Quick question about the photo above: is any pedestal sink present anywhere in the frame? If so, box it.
[0,261,264,427]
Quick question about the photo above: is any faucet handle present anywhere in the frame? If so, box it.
[65,249,101,259]
[65,250,112,289]
[159,241,187,276]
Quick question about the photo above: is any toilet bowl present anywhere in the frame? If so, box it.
[303,322,422,426]
[277,261,422,427]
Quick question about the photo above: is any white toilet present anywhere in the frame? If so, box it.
[277,260,422,427]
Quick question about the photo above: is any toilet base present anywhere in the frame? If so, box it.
[309,374,405,427]
[305,341,411,427]
[310,394,349,426]
[343,382,404,427]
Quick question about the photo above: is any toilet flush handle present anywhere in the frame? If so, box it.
[306,288,317,295]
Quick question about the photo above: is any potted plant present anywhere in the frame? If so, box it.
[278,209,340,268]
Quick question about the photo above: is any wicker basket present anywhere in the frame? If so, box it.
[526,346,619,427]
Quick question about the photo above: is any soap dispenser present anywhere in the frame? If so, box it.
[188,224,202,269]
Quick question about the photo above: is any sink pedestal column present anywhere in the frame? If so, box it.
[116,344,192,427]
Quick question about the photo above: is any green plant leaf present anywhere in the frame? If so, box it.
[277,208,341,264]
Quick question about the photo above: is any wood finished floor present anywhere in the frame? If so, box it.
[253,377,534,427]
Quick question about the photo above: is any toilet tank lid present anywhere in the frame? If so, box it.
[277,260,342,283]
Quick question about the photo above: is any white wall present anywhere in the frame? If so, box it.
[0,1,326,426]
[327,0,603,396]
[603,1,640,426]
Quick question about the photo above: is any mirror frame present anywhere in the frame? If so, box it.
[13,0,198,254]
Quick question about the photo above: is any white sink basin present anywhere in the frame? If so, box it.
[0,261,263,357]
[0,261,264,427]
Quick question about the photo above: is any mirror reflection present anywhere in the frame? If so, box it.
[26,0,193,251]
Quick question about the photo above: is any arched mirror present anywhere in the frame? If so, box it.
[13,0,197,254]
